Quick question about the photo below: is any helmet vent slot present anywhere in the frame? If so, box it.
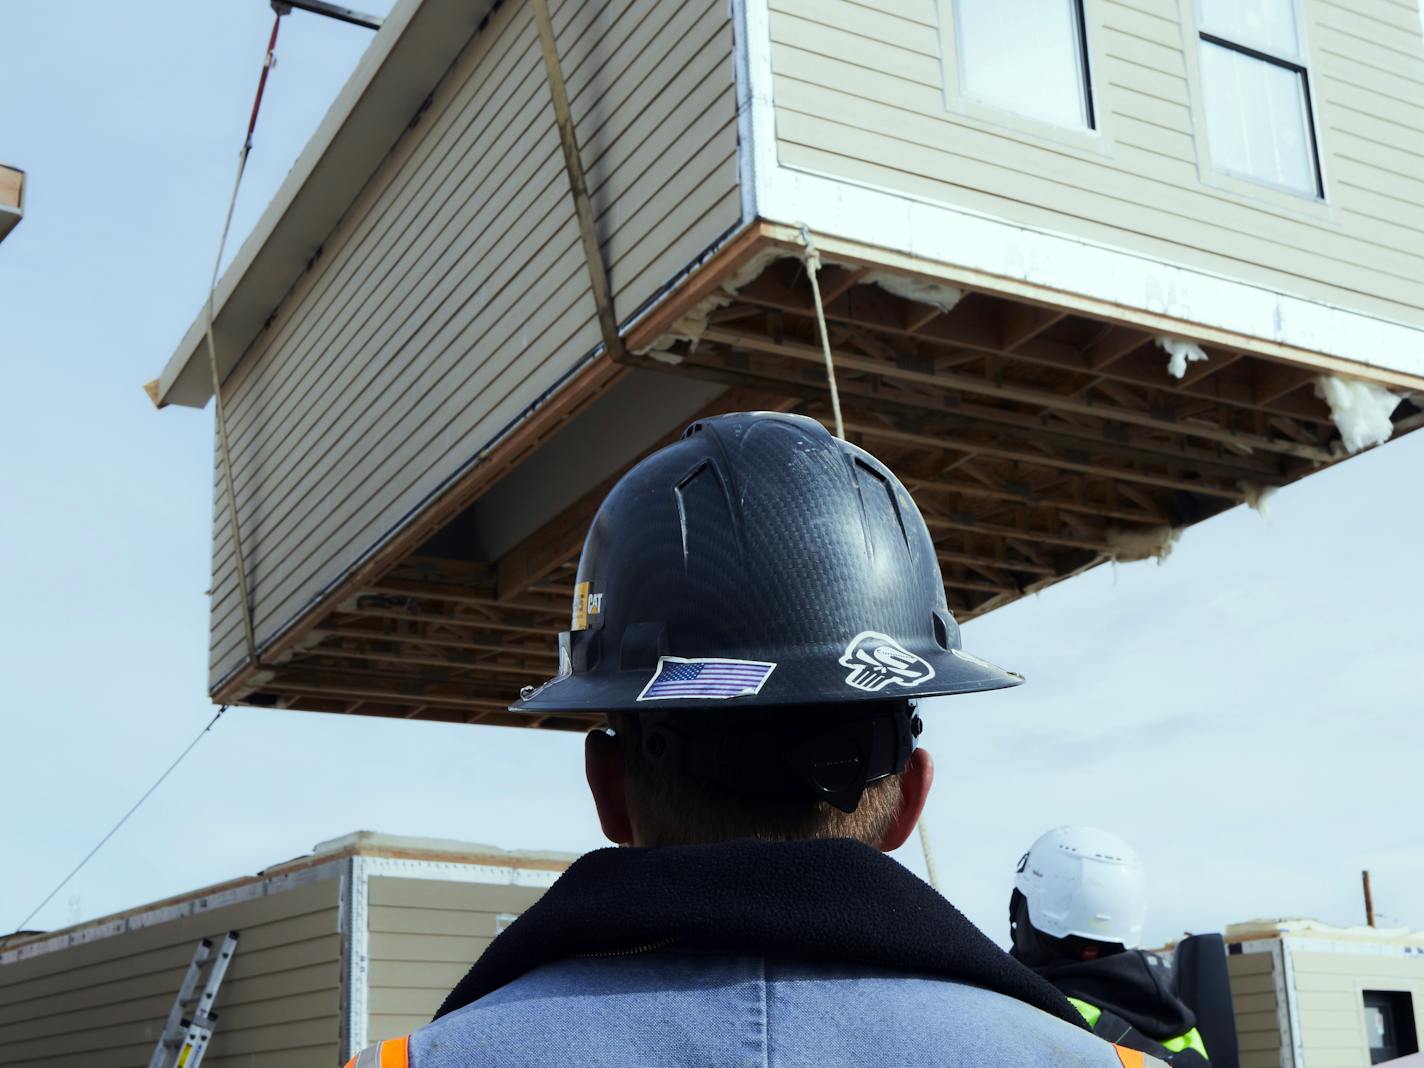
[932,613,949,650]
[931,609,960,651]
[673,459,737,569]
[852,458,913,562]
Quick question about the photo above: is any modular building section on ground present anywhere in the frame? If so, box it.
[0,833,571,1067]
[150,0,1424,726]
[0,164,23,244]
[1227,919,1424,1068]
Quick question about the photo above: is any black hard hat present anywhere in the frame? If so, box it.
[512,412,1021,714]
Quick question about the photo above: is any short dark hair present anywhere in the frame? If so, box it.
[607,709,904,847]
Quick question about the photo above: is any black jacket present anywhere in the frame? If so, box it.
[437,836,1089,1029]
[1039,950,1208,1066]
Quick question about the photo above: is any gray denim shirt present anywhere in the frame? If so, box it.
[396,951,1139,1067]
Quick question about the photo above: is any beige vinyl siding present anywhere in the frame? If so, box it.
[207,0,740,684]
[364,877,547,1043]
[0,880,341,1068]
[768,0,1424,332]
[1227,948,1284,1068]
[1291,950,1424,1068]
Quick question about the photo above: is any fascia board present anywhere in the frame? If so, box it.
[153,0,495,410]
[761,164,1424,384]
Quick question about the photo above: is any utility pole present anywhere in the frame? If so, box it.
[1362,869,1376,927]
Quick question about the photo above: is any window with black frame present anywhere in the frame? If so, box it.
[1196,0,1322,198]
[1363,989,1419,1066]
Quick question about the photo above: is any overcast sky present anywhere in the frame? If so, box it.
[2,1,1419,952]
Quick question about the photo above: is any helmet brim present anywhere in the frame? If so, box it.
[509,644,1022,715]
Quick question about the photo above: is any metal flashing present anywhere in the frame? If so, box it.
[0,858,346,966]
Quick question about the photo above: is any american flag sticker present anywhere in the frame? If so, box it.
[636,656,777,701]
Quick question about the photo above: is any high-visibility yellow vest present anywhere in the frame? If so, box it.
[1068,996,1209,1061]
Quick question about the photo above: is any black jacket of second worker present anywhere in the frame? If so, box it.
[1039,949,1206,1065]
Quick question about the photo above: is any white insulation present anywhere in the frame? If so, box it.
[1240,483,1279,520]
[1313,375,1401,455]
[1106,525,1180,565]
[861,270,965,315]
[636,247,788,356]
[637,257,969,356]
[1155,336,1208,379]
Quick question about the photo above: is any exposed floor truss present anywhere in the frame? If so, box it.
[239,242,1423,729]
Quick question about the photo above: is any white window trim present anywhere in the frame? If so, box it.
[1187,0,1331,205]
[934,0,1112,159]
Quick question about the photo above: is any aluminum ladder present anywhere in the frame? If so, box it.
[148,931,240,1068]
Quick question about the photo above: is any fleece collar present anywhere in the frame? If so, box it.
[435,837,1086,1029]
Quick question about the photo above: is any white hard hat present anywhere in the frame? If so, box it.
[1014,826,1147,949]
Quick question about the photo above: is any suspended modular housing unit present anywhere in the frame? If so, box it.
[150,0,1424,727]
[1226,918,1424,1068]
[0,833,570,1067]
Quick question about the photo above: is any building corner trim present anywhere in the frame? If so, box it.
[1279,936,1306,1068]
[732,0,774,224]
[340,855,369,1060]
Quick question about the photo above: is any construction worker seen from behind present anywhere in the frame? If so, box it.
[345,413,1161,1068]
[1011,826,1210,1066]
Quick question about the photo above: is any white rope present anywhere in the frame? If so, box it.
[798,223,845,441]
[918,819,942,892]
[796,226,939,889]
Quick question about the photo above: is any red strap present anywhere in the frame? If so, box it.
[245,13,284,146]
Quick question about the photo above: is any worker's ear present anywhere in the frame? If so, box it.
[877,748,934,853]
[585,728,635,846]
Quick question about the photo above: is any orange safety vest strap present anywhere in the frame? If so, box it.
[1114,1045,1146,1068]
[343,1036,411,1068]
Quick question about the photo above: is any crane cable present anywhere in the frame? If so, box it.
[206,10,287,669]
[2,709,229,948]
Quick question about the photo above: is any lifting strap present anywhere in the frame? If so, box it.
[529,0,625,365]
[204,10,287,668]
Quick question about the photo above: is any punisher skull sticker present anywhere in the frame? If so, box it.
[838,631,935,692]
